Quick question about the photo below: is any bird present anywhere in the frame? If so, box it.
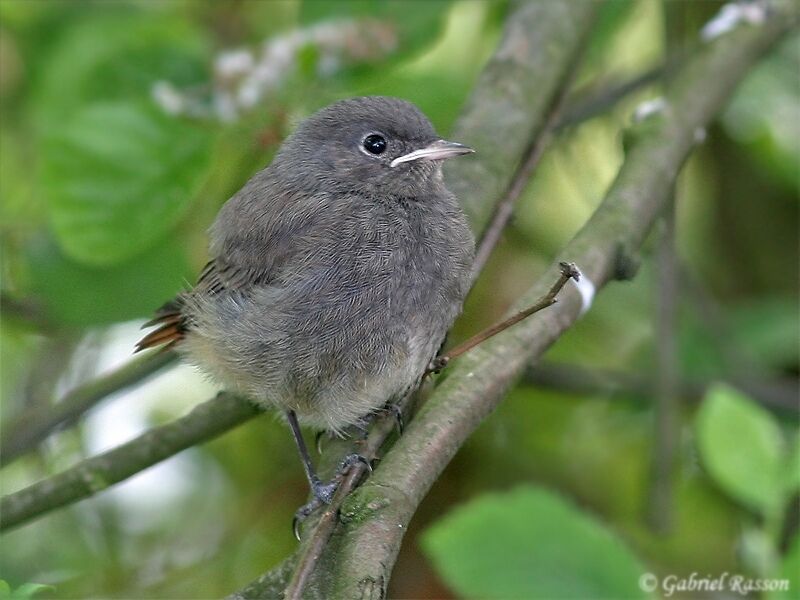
[137,96,475,519]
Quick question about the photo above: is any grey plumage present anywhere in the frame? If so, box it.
[140,96,475,435]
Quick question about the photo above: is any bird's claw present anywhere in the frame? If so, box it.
[292,497,323,540]
[291,453,371,540]
[426,356,449,374]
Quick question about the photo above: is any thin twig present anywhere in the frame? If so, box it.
[523,361,799,418]
[469,126,553,281]
[430,262,580,374]
[1,350,178,466]
[648,191,680,533]
[555,64,665,131]
[469,28,589,282]
[0,292,56,332]
[0,392,260,531]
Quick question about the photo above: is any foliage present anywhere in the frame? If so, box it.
[0,1,797,598]
[421,486,648,599]
[0,581,54,600]
[696,384,789,516]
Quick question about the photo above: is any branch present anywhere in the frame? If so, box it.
[0,393,260,531]
[648,191,680,533]
[444,1,601,237]
[234,3,604,596]
[555,62,672,132]
[282,390,417,600]
[298,10,797,597]
[467,15,589,280]
[522,361,800,418]
[0,292,56,332]
[1,350,177,465]
[430,262,579,373]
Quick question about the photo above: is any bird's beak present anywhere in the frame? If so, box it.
[390,139,475,168]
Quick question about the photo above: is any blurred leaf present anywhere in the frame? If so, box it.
[680,297,799,380]
[728,298,799,372]
[0,581,55,600]
[770,535,799,600]
[299,0,452,63]
[421,486,648,599]
[42,101,213,266]
[25,234,192,327]
[785,436,800,495]
[8,583,55,600]
[696,384,784,515]
[356,72,471,133]
[32,11,207,128]
[0,130,41,229]
[678,316,727,379]
[582,1,638,67]
[722,35,800,192]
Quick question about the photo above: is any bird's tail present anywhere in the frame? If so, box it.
[135,298,187,353]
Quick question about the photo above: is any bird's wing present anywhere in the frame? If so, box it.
[136,181,327,353]
[135,257,273,353]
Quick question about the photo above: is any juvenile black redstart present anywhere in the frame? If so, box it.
[138,96,475,515]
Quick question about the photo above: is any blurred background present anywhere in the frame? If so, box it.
[0,1,797,598]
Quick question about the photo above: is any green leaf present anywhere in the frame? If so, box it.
[722,35,800,192]
[355,72,472,134]
[9,584,55,600]
[729,298,799,372]
[785,435,800,495]
[25,234,192,327]
[32,11,207,129]
[770,535,800,600]
[421,486,649,599]
[42,101,212,266]
[695,384,784,515]
[0,581,10,598]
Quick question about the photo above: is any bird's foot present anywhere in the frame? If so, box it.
[292,453,371,540]
[383,402,404,435]
[426,356,449,374]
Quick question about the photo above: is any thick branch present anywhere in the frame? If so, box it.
[445,1,601,236]
[311,12,797,597]
[1,350,177,465]
[0,393,259,531]
[522,361,800,418]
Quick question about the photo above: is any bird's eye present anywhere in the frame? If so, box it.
[362,134,387,155]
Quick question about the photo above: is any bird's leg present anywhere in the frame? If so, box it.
[286,410,338,504]
[287,410,371,539]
